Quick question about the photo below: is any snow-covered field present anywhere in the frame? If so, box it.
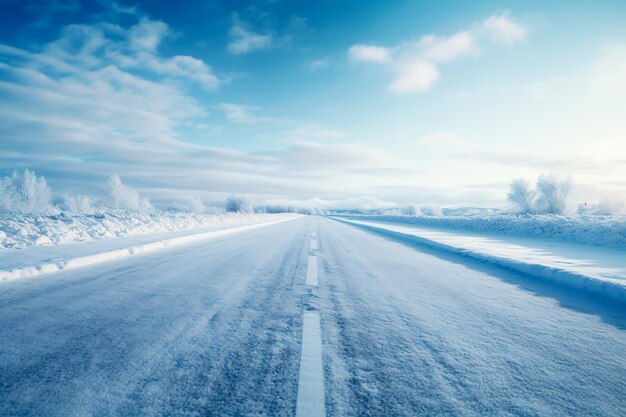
[0,210,293,250]
[335,213,626,247]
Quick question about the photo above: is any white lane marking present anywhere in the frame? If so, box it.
[305,255,318,287]
[310,239,318,251]
[310,231,317,238]
[296,312,326,417]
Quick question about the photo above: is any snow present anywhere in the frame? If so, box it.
[334,217,626,303]
[337,213,626,248]
[0,210,296,250]
[0,214,301,281]
[0,215,624,416]
[315,217,626,416]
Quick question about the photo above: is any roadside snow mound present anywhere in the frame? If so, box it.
[336,218,626,303]
[339,214,626,248]
[0,211,294,250]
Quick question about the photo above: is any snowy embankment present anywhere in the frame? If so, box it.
[0,210,294,250]
[333,217,626,303]
[0,211,302,281]
[337,214,626,248]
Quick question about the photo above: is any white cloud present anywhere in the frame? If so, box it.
[129,17,168,52]
[480,12,528,45]
[389,60,440,94]
[348,11,527,94]
[309,58,330,71]
[0,14,221,189]
[348,44,392,63]
[217,103,271,124]
[142,55,219,89]
[417,31,479,63]
[227,13,273,55]
[34,18,219,89]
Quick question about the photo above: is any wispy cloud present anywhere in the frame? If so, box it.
[348,11,528,94]
[480,11,528,45]
[227,12,273,55]
[217,103,272,124]
[308,58,330,71]
[348,45,391,63]
[0,12,219,186]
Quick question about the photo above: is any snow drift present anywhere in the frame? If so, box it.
[337,214,626,248]
[334,217,626,304]
[0,210,296,250]
[0,215,301,282]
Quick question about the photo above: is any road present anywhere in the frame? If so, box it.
[1,216,625,416]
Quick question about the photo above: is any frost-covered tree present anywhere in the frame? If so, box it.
[536,174,573,215]
[225,194,253,213]
[0,169,51,214]
[107,175,152,211]
[507,178,536,214]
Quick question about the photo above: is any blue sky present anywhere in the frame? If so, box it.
[1,0,625,209]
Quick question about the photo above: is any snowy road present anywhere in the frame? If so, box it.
[1,216,625,416]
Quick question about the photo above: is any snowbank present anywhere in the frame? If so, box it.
[0,210,297,250]
[0,215,301,282]
[334,218,626,304]
[337,214,626,248]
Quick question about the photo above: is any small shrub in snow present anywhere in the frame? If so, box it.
[225,194,253,213]
[507,178,536,214]
[420,205,443,216]
[536,174,573,215]
[107,175,152,212]
[399,205,421,216]
[594,198,625,216]
[0,169,51,214]
[187,196,205,214]
[255,204,302,214]
[63,195,94,214]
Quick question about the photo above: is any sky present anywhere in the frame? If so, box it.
[1,0,625,210]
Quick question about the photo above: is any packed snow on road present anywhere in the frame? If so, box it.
[1,208,625,416]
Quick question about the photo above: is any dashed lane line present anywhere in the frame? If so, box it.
[295,311,326,417]
[305,255,318,287]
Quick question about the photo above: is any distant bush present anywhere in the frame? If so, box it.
[187,196,205,214]
[225,194,253,213]
[0,169,51,214]
[107,175,152,212]
[420,205,443,216]
[399,205,421,216]
[594,198,625,216]
[507,178,536,214]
